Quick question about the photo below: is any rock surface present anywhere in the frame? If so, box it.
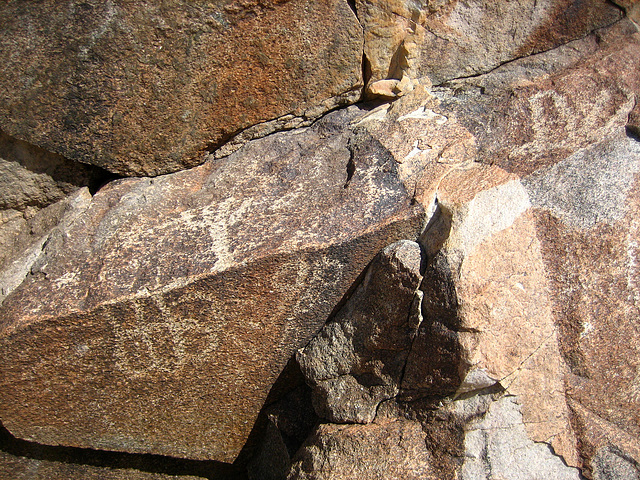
[0,105,427,463]
[1,5,640,480]
[0,451,206,480]
[0,0,363,176]
[297,240,424,424]
[356,0,621,90]
[288,420,435,480]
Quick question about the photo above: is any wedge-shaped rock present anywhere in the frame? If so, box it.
[0,107,427,462]
[297,240,424,424]
[0,0,363,176]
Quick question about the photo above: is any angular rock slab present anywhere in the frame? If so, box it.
[0,0,363,176]
[297,240,424,424]
[0,107,427,462]
[0,451,207,480]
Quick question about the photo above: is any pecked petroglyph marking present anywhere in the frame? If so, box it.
[113,296,219,378]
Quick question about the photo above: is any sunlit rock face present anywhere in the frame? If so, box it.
[0,0,363,176]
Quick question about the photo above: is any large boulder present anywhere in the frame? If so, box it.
[0,0,363,176]
[0,105,428,463]
[356,0,621,90]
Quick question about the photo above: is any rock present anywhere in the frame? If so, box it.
[460,396,581,480]
[0,451,206,480]
[437,19,639,176]
[0,188,92,304]
[287,420,435,480]
[614,0,640,25]
[355,0,621,87]
[297,240,424,424]
[0,130,108,212]
[293,19,640,477]
[0,105,428,463]
[591,446,640,480]
[0,0,363,176]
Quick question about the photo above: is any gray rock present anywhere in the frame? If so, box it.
[297,240,424,424]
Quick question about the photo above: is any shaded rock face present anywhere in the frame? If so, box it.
[286,17,640,480]
[0,450,205,480]
[0,105,427,463]
[0,0,363,176]
[297,240,425,424]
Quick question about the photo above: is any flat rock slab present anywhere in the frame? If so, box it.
[0,0,363,176]
[0,450,207,480]
[0,106,426,462]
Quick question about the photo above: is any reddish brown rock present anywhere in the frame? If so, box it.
[0,0,363,176]
[0,451,206,480]
[0,106,427,463]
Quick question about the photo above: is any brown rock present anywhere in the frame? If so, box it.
[287,420,436,480]
[0,0,363,176]
[439,19,640,176]
[0,129,108,212]
[0,451,206,480]
[0,105,427,463]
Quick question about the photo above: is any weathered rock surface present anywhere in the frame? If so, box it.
[288,420,435,480]
[0,451,206,480]
[0,129,108,212]
[297,240,424,424]
[290,17,640,480]
[0,104,427,463]
[0,0,363,176]
[356,0,622,91]
[460,396,581,480]
[1,6,640,480]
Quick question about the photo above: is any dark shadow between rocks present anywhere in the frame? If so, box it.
[0,422,245,479]
[0,129,119,210]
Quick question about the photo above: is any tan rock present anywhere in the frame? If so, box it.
[0,105,427,463]
[356,0,621,86]
[0,0,363,176]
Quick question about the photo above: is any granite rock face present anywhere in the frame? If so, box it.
[0,0,363,176]
[0,105,428,463]
[356,0,622,92]
[297,240,424,425]
[287,17,640,480]
[1,5,640,480]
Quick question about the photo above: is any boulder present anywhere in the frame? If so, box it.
[0,0,363,176]
[0,105,428,463]
[296,240,424,424]
[292,17,640,478]
[287,420,435,480]
[356,0,621,89]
